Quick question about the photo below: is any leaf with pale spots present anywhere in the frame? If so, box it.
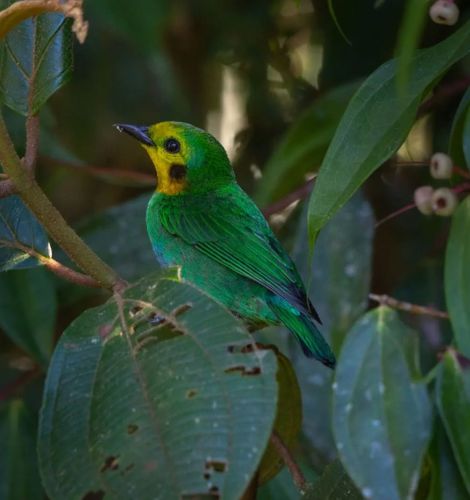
[332,307,432,500]
[38,271,278,500]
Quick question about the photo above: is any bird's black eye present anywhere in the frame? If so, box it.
[163,138,180,154]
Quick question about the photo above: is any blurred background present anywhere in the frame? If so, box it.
[1,0,470,495]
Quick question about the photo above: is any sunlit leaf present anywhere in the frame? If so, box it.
[332,307,432,500]
[39,272,278,500]
[0,399,43,500]
[257,81,359,205]
[0,267,56,364]
[0,5,73,115]
[0,195,50,271]
[445,196,470,357]
[308,20,470,244]
[448,87,470,169]
[436,350,470,494]
[258,349,302,484]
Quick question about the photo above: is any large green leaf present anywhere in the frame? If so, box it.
[0,267,56,365]
[288,192,373,462]
[445,196,470,357]
[436,350,470,494]
[256,82,359,206]
[308,20,470,244]
[0,400,43,500]
[0,195,50,271]
[0,7,73,115]
[38,272,278,500]
[332,307,432,500]
[448,87,470,169]
[428,419,469,500]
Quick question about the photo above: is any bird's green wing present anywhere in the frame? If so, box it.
[158,188,320,322]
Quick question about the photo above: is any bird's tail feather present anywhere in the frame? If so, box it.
[269,298,336,368]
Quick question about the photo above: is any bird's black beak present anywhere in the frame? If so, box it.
[113,123,154,146]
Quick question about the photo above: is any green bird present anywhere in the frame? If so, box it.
[115,121,335,368]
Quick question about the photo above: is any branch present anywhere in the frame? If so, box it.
[44,155,155,187]
[0,178,16,198]
[23,114,39,172]
[369,293,449,320]
[418,76,470,117]
[263,178,315,217]
[0,368,40,403]
[270,431,306,492]
[0,111,123,290]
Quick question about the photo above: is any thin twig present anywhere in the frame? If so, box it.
[0,368,40,403]
[375,202,416,228]
[44,155,156,187]
[369,293,449,319]
[418,77,470,117]
[263,178,315,217]
[0,238,101,288]
[270,431,306,491]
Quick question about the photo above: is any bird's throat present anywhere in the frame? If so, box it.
[144,146,187,195]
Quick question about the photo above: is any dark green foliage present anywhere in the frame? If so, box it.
[0,1,470,499]
[0,195,50,270]
[0,8,73,115]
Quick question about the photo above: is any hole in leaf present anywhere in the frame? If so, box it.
[148,312,167,326]
[186,389,198,399]
[205,459,227,473]
[129,306,143,317]
[82,491,105,500]
[172,303,193,316]
[224,365,261,376]
[127,424,139,434]
[100,455,119,473]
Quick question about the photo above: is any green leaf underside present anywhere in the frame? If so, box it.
[257,81,360,206]
[39,273,278,500]
[332,307,432,500]
[308,20,470,244]
[436,351,470,495]
[445,197,470,358]
[0,400,43,500]
[428,419,469,500]
[0,267,56,364]
[448,87,470,169]
[0,10,73,115]
[0,195,50,271]
[288,193,374,461]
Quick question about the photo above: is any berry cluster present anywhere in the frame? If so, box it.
[414,153,458,216]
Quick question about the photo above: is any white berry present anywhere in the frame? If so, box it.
[429,0,460,26]
[430,152,453,179]
[414,186,434,215]
[432,187,458,216]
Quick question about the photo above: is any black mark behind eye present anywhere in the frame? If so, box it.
[169,163,187,181]
[164,137,180,153]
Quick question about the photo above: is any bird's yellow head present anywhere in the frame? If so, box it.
[115,121,234,195]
